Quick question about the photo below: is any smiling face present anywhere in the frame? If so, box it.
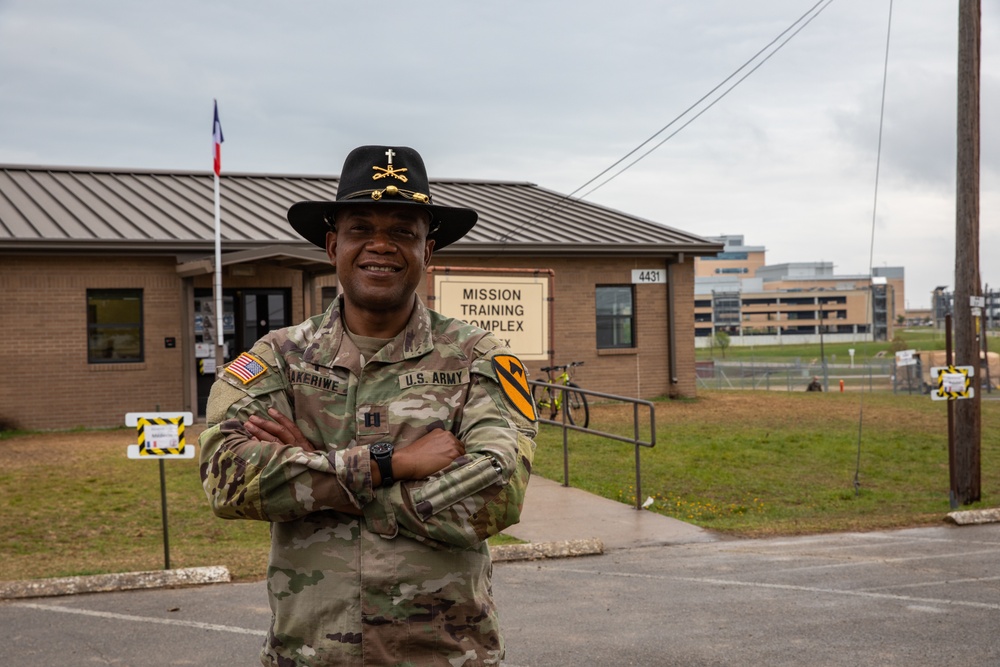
[326,204,434,337]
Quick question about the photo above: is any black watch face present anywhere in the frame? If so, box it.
[371,441,393,456]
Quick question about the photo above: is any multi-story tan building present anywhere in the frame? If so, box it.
[0,165,722,430]
[693,236,903,346]
[694,235,766,280]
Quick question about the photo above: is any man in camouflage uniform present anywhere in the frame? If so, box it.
[200,146,537,666]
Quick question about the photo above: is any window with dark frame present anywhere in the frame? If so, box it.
[87,289,144,363]
[596,285,635,349]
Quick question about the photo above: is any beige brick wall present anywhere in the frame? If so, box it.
[1,255,188,430]
[426,254,698,401]
[1,256,331,430]
[1,252,698,430]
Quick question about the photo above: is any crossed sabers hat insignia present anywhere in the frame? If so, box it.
[372,148,408,183]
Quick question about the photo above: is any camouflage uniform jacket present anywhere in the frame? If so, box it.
[200,297,537,667]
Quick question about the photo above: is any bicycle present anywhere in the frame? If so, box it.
[532,361,589,428]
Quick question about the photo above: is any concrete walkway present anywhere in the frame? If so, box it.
[503,474,716,550]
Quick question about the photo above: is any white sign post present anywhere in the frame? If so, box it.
[125,411,194,570]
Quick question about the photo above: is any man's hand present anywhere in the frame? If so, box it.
[244,408,315,452]
[387,428,465,483]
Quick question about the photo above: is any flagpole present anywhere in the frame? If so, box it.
[213,170,224,375]
[212,99,225,376]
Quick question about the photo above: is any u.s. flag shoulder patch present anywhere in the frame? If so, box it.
[225,352,268,385]
[492,354,537,422]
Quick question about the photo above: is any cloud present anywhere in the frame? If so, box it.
[0,0,998,307]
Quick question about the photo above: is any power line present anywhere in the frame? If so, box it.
[497,0,834,245]
[578,0,835,200]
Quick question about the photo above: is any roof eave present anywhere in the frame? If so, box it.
[438,242,726,257]
[0,239,302,254]
[1,239,725,257]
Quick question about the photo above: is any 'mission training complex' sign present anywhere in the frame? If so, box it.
[432,272,550,361]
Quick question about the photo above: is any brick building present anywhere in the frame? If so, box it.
[0,165,722,429]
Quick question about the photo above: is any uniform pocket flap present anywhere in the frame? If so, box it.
[411,457,501,522]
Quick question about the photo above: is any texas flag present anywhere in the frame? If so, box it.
[212,100,224,176]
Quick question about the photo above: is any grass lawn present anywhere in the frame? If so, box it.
[1,390,997,582]
[531,391,1000,536]
[0,425,272,582]
[0,426,525,583]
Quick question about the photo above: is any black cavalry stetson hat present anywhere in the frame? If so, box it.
[287,145,478,250]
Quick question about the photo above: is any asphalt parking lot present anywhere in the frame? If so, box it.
[5,523,999,666]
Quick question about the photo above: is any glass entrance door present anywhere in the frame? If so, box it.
[241,290,290,349]
[194,287,291,416]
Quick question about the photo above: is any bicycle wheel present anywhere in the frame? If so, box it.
[563,382,589,428]
[531,384,557,420]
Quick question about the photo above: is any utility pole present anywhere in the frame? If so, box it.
[954,0,981,504]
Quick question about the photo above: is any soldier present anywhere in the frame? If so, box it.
[200,145,537,666]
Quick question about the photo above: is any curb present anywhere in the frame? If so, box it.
[491,538,604,562]
[0,540,604,600]
[0,565,231,600]
[946,508,1000,525]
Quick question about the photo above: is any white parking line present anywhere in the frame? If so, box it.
[542,567,1000,611]
[11,602,266,636]
[673,576,1000,611]
[862,575,1000,592]
[13,602,533,665]
[726,547,1000,574]
[8,602,536,667]
[906,605,948,614]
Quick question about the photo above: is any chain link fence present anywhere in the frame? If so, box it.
[695,359,924,394]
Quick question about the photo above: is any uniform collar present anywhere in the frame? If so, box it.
[302,296,435,372]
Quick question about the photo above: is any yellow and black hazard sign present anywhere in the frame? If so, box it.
[930,365,975,401]
[492,354,537,421]
[125,412,195,459]
[137,416,186,456]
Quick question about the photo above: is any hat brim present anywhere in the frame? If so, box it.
[287,200,478,251]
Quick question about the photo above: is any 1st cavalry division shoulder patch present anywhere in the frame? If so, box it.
[226,352,268,384]
[491,354,537,422]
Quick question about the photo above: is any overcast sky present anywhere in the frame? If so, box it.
[1,0,997,309]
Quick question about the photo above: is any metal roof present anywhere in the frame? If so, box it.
[0,164,722,258]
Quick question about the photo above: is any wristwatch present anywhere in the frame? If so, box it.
[369,441,394,487]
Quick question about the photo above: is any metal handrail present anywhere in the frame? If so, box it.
[528,380,656,510]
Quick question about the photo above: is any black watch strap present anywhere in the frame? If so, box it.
[370,441,394,487]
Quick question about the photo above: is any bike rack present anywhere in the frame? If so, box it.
[528,380,656,510]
